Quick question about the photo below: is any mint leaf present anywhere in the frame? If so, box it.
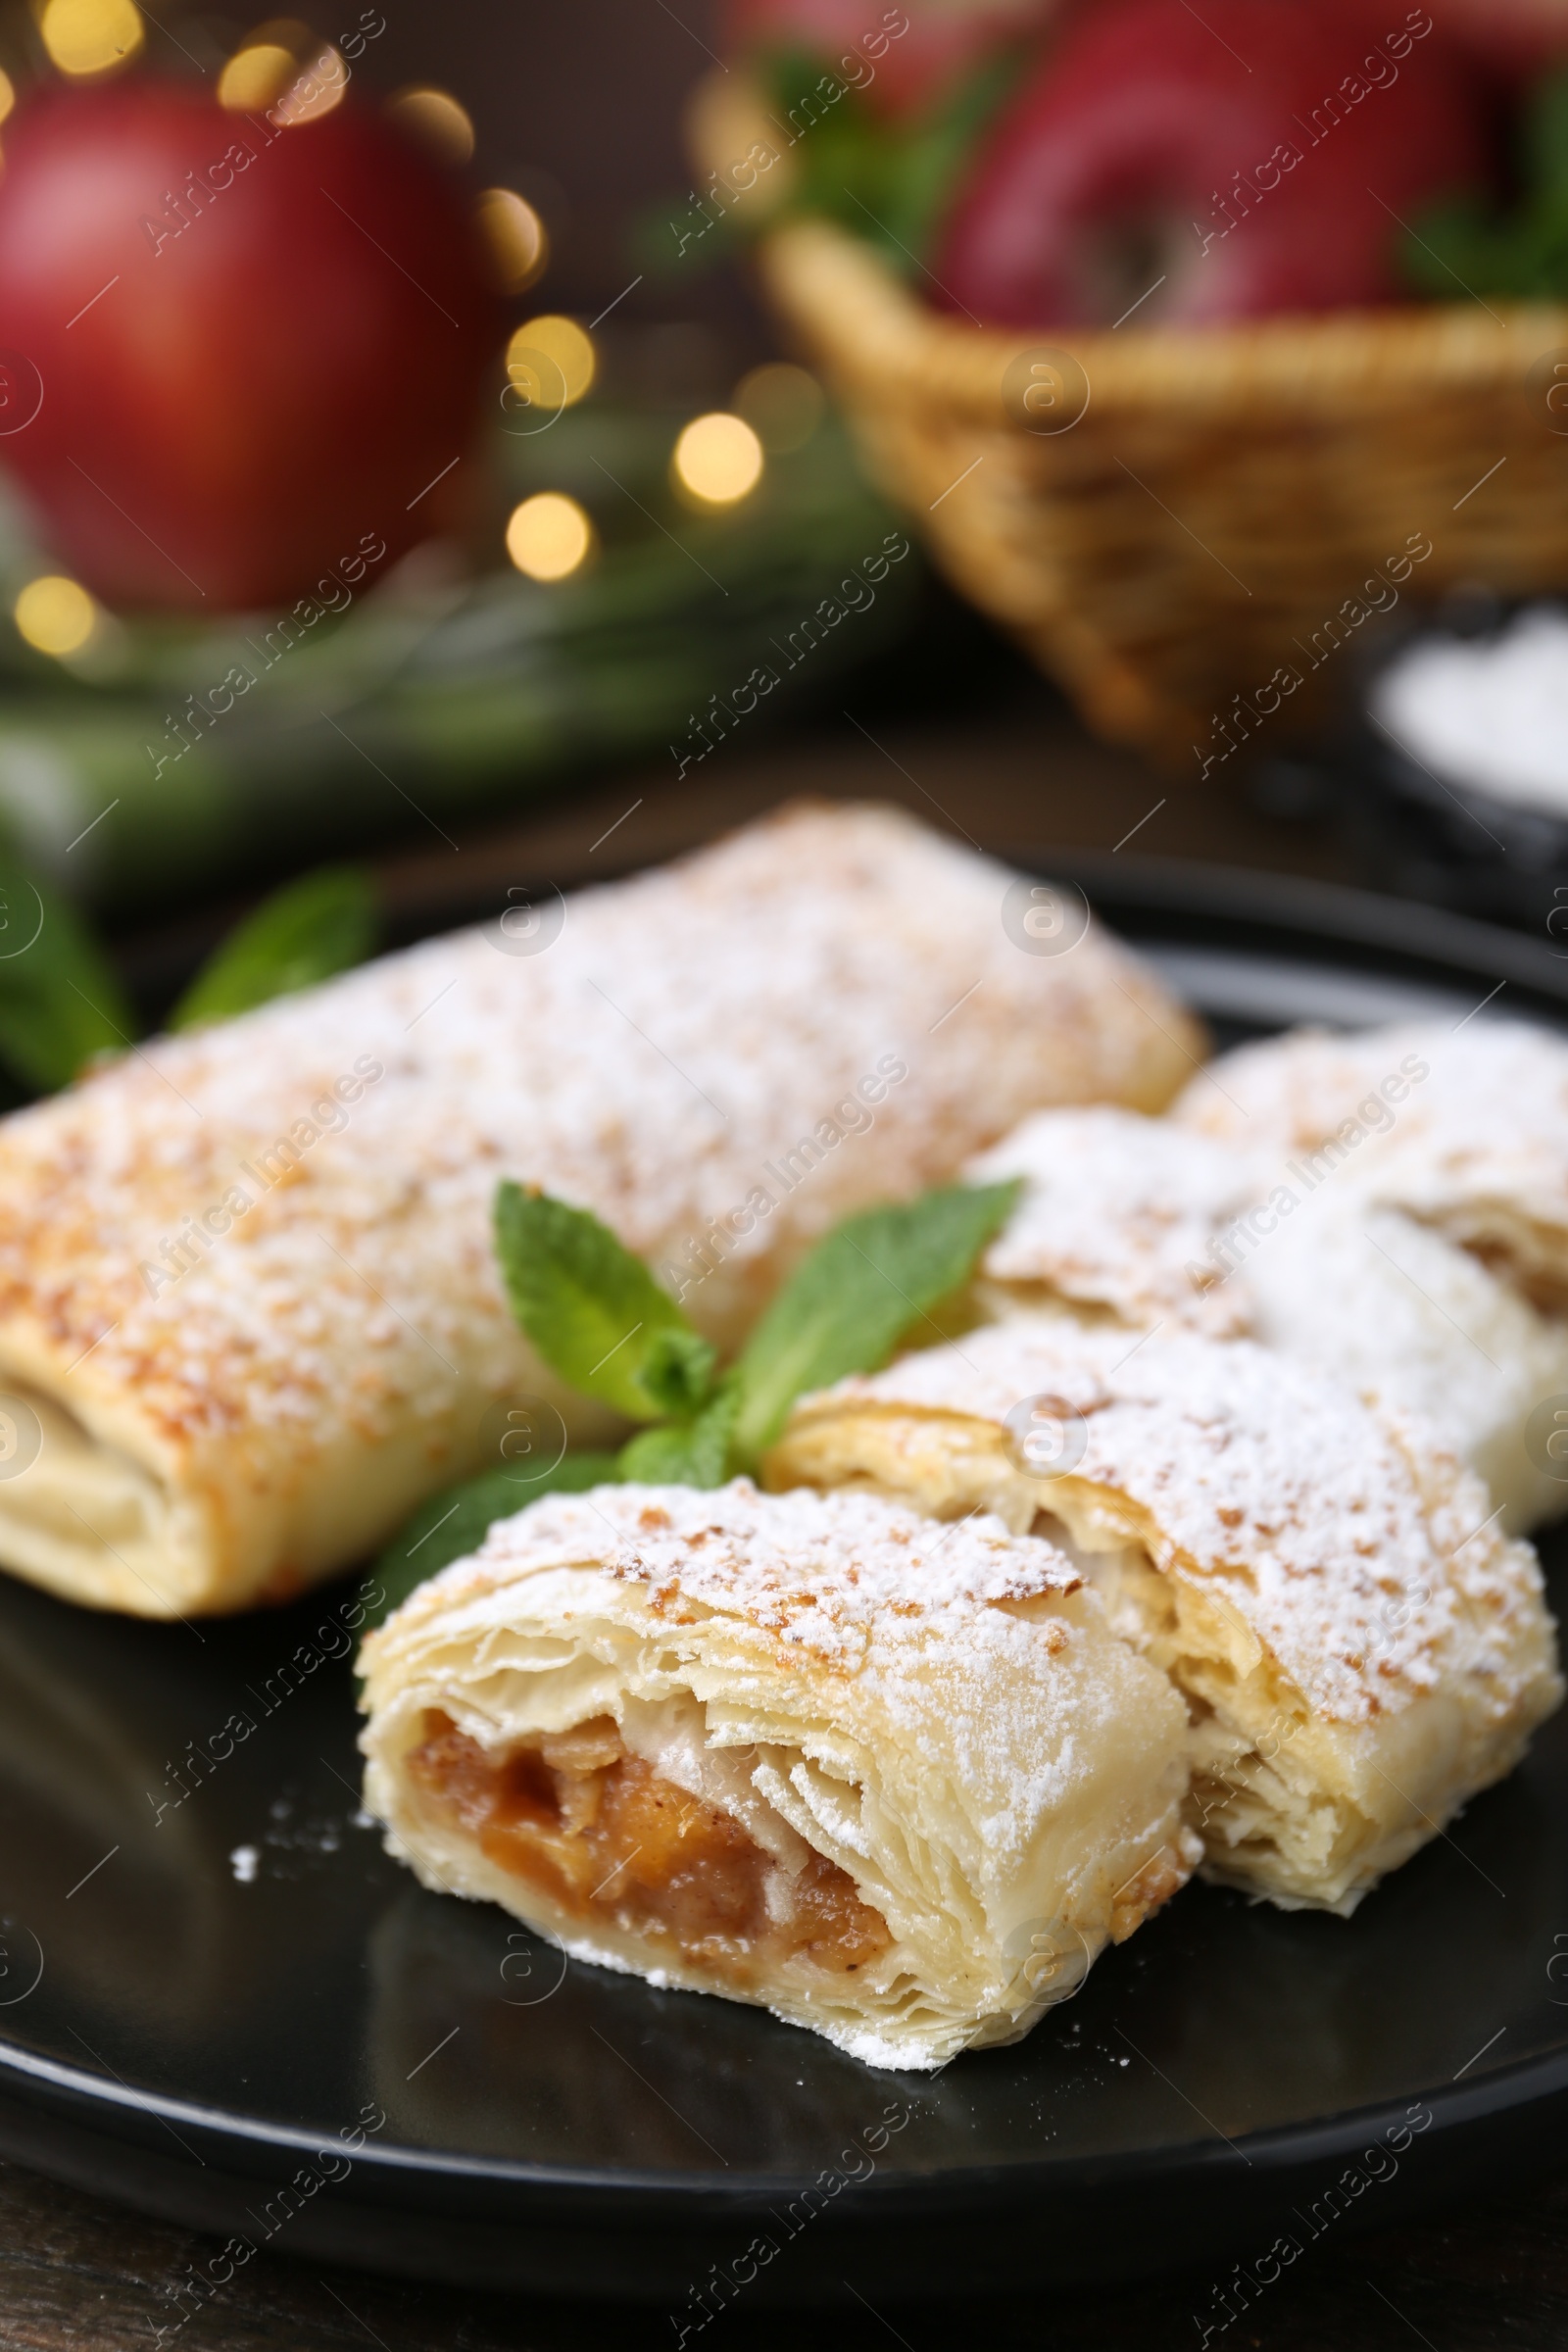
[0,858,137,1093]
[617,1381,739,1489]
[729,1181,1021,1463]
[171,865,376,1032]
[493,1182,702,1421]
[640,1325,718,1419]
[363,1448,622,1628]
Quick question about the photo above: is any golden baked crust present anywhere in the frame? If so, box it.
[765,1318,1562,1914]
[0,802,1200,1616]
[359,1479,1199,2071]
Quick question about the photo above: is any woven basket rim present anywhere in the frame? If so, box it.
[760,218,1568,416]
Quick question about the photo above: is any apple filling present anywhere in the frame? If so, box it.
[405,1710,892,1984]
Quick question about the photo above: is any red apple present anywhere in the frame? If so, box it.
[934,0,1493,327]
[1333,0,1567,80]
[722,0,1055,118]
[0,78,502,611]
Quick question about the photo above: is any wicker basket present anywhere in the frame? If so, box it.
[758,220,1568,769]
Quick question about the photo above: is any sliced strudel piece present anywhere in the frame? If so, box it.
[765,1320,1561,1914]
[359,1479,1199,2071]
[1173,1020,1568,1527]
[967,1072,1568,1530]
[1173,1019,1568,1313]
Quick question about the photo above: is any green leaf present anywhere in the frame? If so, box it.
[882,49,1025,257]
[639,1325,718,1418]
[1526,67,1568,204]
[616,1381,740,1489]
[493,1181,702,1421]
[1401,71,1568,302]
[170,865,376,1032]
[762,43,1023,264]
[362,1448,622,1629]
[729,1180,1021,1464]
[0,858,138,1094]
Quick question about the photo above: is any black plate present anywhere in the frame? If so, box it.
[4,856,1568,2309]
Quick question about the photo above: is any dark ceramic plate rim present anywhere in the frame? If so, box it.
[1043,849,1568,1004]
[3,849,1567,2234]
[1,2033,1566,2214]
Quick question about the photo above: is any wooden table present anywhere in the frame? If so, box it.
[2,2133,1565,2350]
[10,703,1563,2350]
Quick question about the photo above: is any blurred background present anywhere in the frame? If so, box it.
[365,0,744,326]
[0,0,1565,1060]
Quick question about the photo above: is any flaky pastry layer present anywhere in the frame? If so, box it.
[766,1320,1561,1914]
[359,1481,1199,2070]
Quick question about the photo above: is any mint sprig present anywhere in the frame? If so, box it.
[368,1174,1021,1627]
[494,1183,718,1423]
[727,1181,1021,1462]
[617,1380,741,1487]
[497,1175,1018,1476]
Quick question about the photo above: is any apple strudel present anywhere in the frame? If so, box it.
[1173,1020,1568,1527]
[1173,1019,1568,1311]
[967,1068,1568,1531]
[0,802,1200,1617]
[765,1319,1561,1914]
[358,1478,1200,2070]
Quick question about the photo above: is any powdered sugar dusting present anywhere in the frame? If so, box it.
[1173,1019,1568,1323]
[965,1040,1568,1528]
[966,1105,1254,1333]
[458,1477,1083,1668]
[802,1319,1549,1722]
[1175,1021,1568,1223]
[0,802,1192,1485]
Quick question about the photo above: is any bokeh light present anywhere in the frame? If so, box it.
[0,72,18,124]
[217,41,295,109]
[270,44,347,125]
[509,317,594,408]
[506,494,593,583]
[735,362,825,455]
[672,413,764,507]
[40,0,143,77]
[478,189,548,293]
[15,575,97,658]
[388,86,475,166]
